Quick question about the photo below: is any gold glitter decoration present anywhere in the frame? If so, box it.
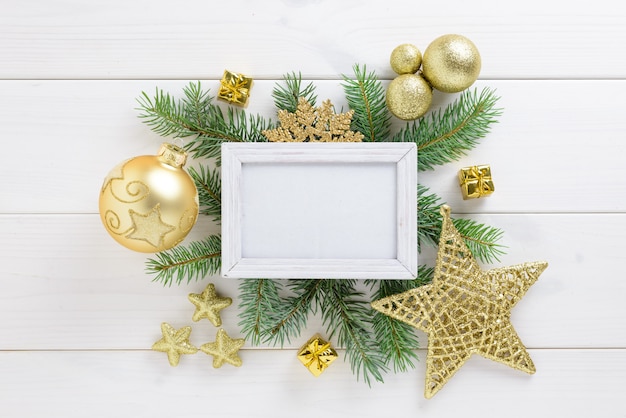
[262,97,364,142]
[200,329,245,368]
[422,34,481,93]
[390,43,422,75]
[152,322,198,366]
[459,164,495,199]
[218,69,253,106]
[188,283,233,326]
[371,205,548,399]
[297,334,338,377]
[386,74,432,120]
[98,143,199,253]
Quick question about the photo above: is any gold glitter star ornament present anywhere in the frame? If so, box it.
[188,283,232,326]
[297,334,338,377]
[99,143,199,252]
[200,329,245,368]
[152,323,198,366]
[371,205,548,398]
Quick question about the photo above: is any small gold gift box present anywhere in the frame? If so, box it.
[218,70,253,106]
[297,334,338,377]
[458,165,495,200]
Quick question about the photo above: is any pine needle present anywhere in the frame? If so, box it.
[146,236,221,286]
[319,280,388,385]
[366,266,434,373]
[264,279,322,346]
[237,279,284,345]
[272,72,317,112]
[341,64,391,142]
[393,87,502,171]
[417,184,505,263]
[188,164,221,222]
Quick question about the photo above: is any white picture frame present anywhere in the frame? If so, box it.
[221,142,417,279]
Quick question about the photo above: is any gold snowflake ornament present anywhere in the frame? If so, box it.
[263,97,364,143]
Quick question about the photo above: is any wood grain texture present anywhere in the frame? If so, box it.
[0,349,623,417]
[0,0,625,79]
[1,0,624,415]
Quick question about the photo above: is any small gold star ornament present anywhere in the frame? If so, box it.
[151,322,198,366]
[297,334,338,377]
[200,329,245,368]
[188,283,233,326]
[372,205,548,398]
[98,143,199,252]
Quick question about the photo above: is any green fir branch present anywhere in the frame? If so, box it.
[188,164,221,222]
[136,82,272,162]
[146,236,221,286]
[341,64,391,142]
[393,87,502,171]
[417,184,505,263]
[264,279,322,346]
[366,266,434,373]
[319,280,387,385]
[272,72,317,112]
[237,279,284,345]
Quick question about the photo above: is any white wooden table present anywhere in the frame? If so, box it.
[1,1,625,416]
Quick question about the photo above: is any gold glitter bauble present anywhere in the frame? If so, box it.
[386,74,432,120]
[422,34,481,93]
[372,205,548,398]
[390,43,422,75]
[99,143,199,253]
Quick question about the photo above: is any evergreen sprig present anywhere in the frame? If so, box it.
[272,72,317,112]
[366,265,434,373]
[417,184,505,263]
[319,280,387,385]
[393,87,502,171]
[341,64,391,142]
[188,164,221,222]
[237,279,284,345]
[146,235,221,286]
[137,81,272,162]
[264,279,321,346]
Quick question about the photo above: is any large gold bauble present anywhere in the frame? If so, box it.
[390,43,422,75]
[422,34,481,93]
[99,143,199,253]
[385,73,433,120]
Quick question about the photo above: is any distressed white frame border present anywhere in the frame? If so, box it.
[221,142,417,279]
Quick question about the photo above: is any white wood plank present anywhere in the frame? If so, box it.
[0,349,622,417]
[1,0,625,79]
[1,80,625,214]
[0,213,623,349]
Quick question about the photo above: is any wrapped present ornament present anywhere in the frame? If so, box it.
[297,334,338,377]
[458,164,495,199]
[218,70,253,106]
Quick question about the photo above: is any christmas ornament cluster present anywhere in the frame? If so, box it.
[386,34,482,120]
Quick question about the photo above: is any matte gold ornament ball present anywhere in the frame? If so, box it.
[390,43,422,75]
[386,74,433,120]
[99,143,199,252]
[422,34,481,93]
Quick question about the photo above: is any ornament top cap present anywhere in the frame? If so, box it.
[157,142,187,168]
